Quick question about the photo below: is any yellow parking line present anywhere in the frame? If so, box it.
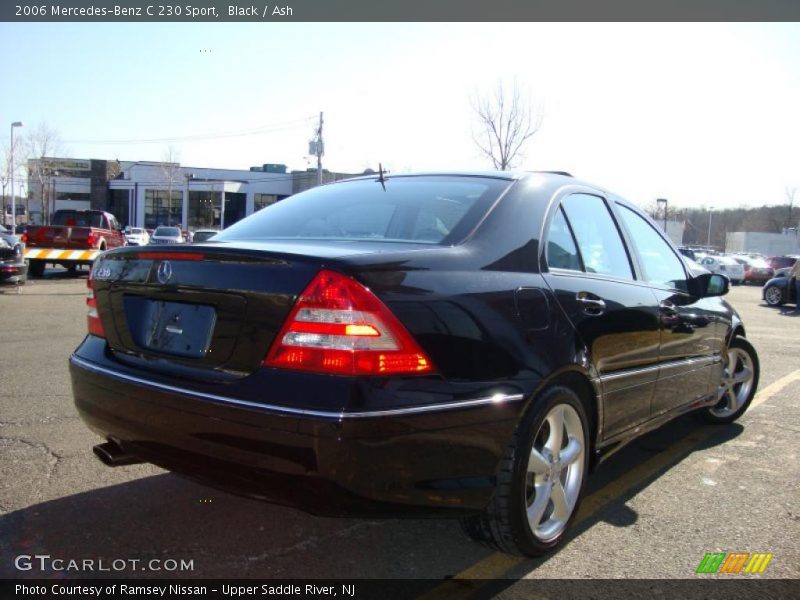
[749,369,800,409]
[421,368,800,598]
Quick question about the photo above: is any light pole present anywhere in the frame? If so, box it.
[706,206,714,249]
[657,198,668,234]
[10,121,24,232]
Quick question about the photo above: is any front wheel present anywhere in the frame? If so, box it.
[703,337,759,424]
[460,386,589,556]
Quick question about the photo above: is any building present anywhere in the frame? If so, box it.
[26,156,364,231]
[25,157,120,225]
[108,161,294,230]
[655,219,685,246]
[726,230,800,256]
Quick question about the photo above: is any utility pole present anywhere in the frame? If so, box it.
[10,121,24,231]
[309,112,324,186]
[707,207,714,249]
[657,198,668,234]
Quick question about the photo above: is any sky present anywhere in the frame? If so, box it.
[1,22,799,210]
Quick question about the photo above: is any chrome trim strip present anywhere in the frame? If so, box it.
[599,356,720,384]
[70,355,525,420]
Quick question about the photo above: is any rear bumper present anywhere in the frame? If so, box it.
[25,247,100,263]
[0,260,27,284]
[69,338,528,516]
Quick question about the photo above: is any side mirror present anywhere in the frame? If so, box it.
[690,273,729,297]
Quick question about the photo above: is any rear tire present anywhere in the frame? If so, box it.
[28,260,45,277]
[459,386,589,556]
[703,337,759,424]
[764,285,784,307]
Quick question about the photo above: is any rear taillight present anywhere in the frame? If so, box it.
[87,232,96,248]
[20,232,27,244]
[265,270,435,376]
[86,270,106,338]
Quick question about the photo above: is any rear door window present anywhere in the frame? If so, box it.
[559,194,633,280]
[546,207,582,271]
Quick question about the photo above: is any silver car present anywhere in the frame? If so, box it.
[149,226,185,245]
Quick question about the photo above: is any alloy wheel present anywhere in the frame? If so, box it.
[525,404,585,542]
[711,347,756,418]
[764,286,783,306]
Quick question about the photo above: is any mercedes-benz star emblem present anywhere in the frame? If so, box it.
[156,261,173,284]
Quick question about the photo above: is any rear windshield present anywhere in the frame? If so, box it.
[215,175,511,245]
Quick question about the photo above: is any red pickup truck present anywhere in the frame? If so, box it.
[24,210,127,276]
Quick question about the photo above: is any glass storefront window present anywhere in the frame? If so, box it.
[188,191,221,230]
[144,189,183,229]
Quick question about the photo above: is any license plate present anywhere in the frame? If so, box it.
[124,297,216,358]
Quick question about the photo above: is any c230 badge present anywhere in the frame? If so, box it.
[93,266,112,280]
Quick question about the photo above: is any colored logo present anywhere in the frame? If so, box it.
[696,552,773,574]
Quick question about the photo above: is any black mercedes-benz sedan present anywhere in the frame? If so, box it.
[70,172,759,556]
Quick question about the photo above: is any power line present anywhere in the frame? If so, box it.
[49,116,317,145]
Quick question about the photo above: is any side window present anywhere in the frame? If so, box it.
[616,204,688,291]
[561,194,633,280]
[546,207,582,271]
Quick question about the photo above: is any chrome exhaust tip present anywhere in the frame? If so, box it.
[93,440,144,467]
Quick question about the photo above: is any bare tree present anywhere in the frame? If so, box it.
[471,80,542,170]
[23,123,65,224]
[159,146,182,226]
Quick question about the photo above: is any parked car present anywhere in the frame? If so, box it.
[0,236,27,286]
[677,247,696,261]
[766,255,800,271]
[191,229,221,242]
[0,224,21,251]
[732,256,774,285]
[24,209,127,277]
[697,255,745,284]
[149,226,185,245]
[762,264,797,307]
[124,227,150,246]
[71,171,759,557]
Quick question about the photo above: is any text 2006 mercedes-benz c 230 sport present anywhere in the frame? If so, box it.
[70,171,759,556]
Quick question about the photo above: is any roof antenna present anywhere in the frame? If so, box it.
[378,163,387,191]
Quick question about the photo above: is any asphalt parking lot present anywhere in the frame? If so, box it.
[0,272,798,587]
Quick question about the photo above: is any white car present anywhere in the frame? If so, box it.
[124,227,150,246]
[191,229,220,242]
[698,255,745,285]
[149,226,185,245]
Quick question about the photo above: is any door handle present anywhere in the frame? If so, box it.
[576,291,606,315]
[659,300,679,317]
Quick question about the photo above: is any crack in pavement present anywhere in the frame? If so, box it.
[0,436,64,486]
[237,520,387,567]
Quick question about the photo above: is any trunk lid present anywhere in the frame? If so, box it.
[92,244,330,378]
[92,241,427,378]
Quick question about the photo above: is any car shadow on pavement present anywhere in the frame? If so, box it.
[0,415,743,581]
[777,306,800,317]
[489,415,745,585]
